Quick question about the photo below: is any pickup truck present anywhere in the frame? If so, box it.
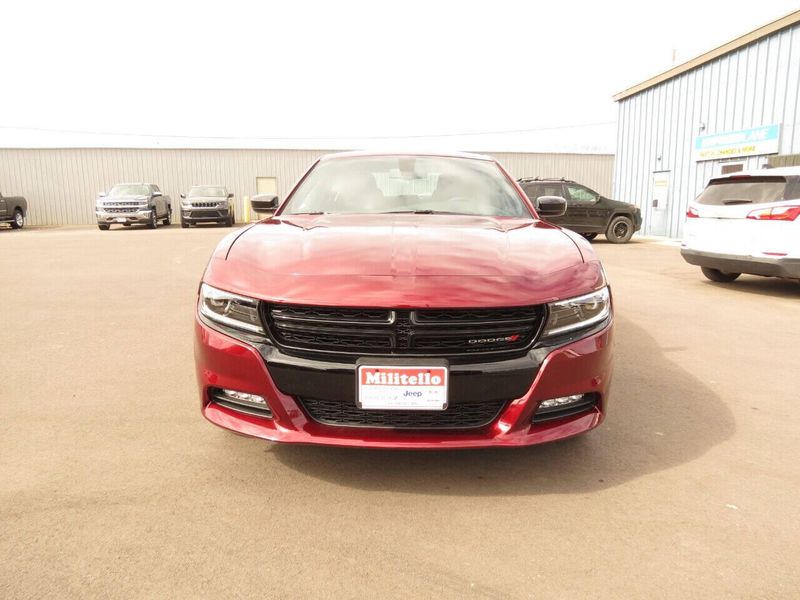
[0,191,28,229]
[95,183,171,230]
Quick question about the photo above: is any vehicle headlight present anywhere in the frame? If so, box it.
[198,283,264,334]
[542,287,611,338]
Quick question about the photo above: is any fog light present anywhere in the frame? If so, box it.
[221,389,266,405]
[533,393,596,423]
[211,388,272,417]
[538,394,585,410]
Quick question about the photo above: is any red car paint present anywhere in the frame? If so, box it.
[194,151,613,448]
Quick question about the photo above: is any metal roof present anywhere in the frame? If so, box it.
[613,10,800,102]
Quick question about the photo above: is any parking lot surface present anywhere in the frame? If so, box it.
[2,226,799,599]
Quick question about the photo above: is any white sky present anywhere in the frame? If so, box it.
[1,0,798,153]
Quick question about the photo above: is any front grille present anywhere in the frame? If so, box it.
[299,397,506,429]
[103,206,142,213]
[189,201,221,208]
[263,304,544,357]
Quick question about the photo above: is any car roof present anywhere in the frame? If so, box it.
[318,150,494,162]
[711,166,800,180]
[190,184,226,188]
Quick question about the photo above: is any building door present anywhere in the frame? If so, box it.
[650,171,670,237]
[256,177,277,195]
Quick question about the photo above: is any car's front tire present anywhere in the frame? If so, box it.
[10,209,24,229]
[582,232,598,241]
[98,224,110,231]
[606,215,634,244]
[148,209,158,229]
[701,267,741,282]
[163,207,171,226]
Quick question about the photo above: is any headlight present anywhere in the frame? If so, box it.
[542,287,611,338]
[198,283,264,334]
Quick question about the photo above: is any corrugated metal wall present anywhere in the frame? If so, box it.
[614,21,800,238]
[0,148,613,226]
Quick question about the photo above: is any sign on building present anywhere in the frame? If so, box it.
[693,124,781,162]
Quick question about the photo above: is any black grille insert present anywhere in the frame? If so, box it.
[263,304,544,357]
[299,397,506,429]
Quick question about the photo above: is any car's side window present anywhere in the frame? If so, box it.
[566,185,598,204]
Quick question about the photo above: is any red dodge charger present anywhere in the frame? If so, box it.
[194,151,613,448]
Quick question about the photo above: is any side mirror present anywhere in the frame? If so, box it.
[180,193,186,199]
[251,194,279,212]
[153,191,163,197]
[98,192,107,197]
[227,193,234,199]
[536,195,567,217]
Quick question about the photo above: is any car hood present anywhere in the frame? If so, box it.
[104,195,149,201]
[604,197,639,211]
[204,214,605,307]
[186,196,226,202]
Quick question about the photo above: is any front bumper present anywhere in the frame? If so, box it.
[181,207,230,223]
[681,248,800,279]
[194,315,614,449]
[96,209,152,224]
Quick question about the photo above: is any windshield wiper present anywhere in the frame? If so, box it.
[291,211,328,215]
[722,199,753,205]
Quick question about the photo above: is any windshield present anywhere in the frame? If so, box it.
[109,184,150,197]
[696,176,788,205]
[188,186,226,198]
[281,156,531,217]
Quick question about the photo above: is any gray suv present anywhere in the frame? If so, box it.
[96,183,171,230]
[180,186,235,227]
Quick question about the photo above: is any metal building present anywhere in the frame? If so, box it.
[0,148,613,227]
[613,10,800,238]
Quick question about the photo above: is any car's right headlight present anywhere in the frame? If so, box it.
[198,283,264,334]
[541,287,611,338]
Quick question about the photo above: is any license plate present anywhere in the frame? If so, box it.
[357,364,448,410]
[116,217,127,223]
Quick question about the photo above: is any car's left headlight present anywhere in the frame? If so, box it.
[541,287,611,338]
[198,283,265,334]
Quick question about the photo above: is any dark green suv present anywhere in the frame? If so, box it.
[518,178,642,243]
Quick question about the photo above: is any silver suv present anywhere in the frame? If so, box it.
[180,186,235,227]
[96,183,171,230]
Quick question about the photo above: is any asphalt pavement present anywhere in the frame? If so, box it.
[2,225,799,598]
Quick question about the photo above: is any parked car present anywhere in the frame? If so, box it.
[681,167,800,282]
[95,183,171,230]
[180,185,235,227]
[0,191,27,229]
[194,151,614,449]
[518,177,642,243]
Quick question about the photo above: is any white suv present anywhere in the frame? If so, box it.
[681,167,800,282]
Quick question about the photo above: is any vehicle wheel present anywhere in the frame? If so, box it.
[181,218,189,228]
[582,233,598,241]
[226,211,234,227]
[605,216,634,244]
[148,209,158,229]
[163,209,171,226]
[123,223,131,227]
[701,267,741,283]
[98,224,110,231]
[10,209,24,229]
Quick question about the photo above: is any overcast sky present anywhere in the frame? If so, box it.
[1,0,798,152]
